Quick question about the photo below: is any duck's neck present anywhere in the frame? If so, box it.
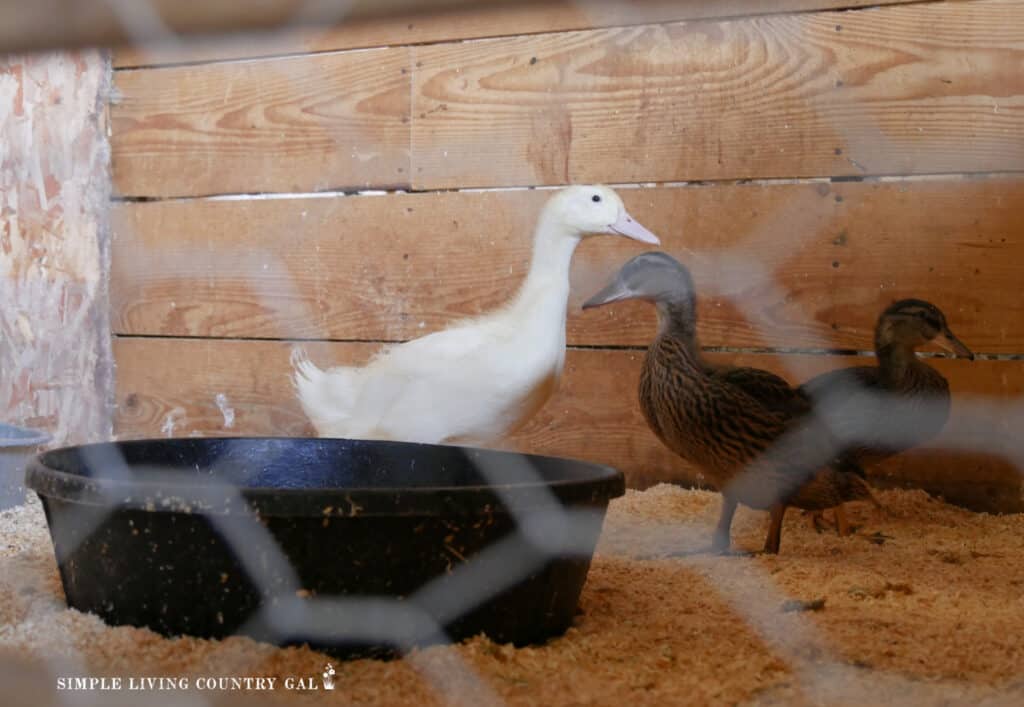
[508,216,580,320]
[655,297,701,362]
[875,341,921,385]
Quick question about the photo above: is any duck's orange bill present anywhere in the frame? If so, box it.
[610,210,661,245]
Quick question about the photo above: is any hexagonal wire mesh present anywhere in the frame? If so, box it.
[2,0,1022,705]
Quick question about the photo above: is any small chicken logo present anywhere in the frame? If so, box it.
[322,664,336,691]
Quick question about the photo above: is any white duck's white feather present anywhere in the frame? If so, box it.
[292,185,658,445]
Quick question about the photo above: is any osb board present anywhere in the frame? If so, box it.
[113,338,1024,510]
[112,0,921,68]
[0,52,112,444]
[111,177,1024,352]
[2,489,1024,705]
[111,48,411,198]
[411,0,1024,189]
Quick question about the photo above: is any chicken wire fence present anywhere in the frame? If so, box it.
[2,0,1022,705]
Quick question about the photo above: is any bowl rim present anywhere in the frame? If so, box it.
[0,423,52,448]
[26,437,626,517]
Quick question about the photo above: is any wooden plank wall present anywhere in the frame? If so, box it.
[110,0,1024,511]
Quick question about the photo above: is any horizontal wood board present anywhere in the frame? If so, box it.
[411,0,1024,189]
[111,0,1024,197]
[114,338,1024,511]
[111,177,1024,352]
[112,0,921,68]
[0,0,530,54]
[111,48,411,197]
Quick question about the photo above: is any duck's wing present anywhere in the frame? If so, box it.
[713,366,811,418]
[799,366,881,399]
[797,366,895,463]
[713,366,874,506]
[375,322,493,369]
[352,323,507,442]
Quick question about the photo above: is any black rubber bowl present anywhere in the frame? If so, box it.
[26,438,624,657]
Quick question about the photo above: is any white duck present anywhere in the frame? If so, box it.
[292,185,660,445]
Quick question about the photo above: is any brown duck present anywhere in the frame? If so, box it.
[583,252,870,554]
[799,299,974,532]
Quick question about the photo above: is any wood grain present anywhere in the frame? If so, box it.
[111,48,411,198]
[111,177,1024,353]
[113,337,1024,510]
[411,0,1024,188]
[0,0,527,55]
[112,0,919,68]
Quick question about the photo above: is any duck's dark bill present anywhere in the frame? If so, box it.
[937,330,975,360]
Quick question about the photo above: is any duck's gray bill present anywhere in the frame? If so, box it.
[582,279,634,310]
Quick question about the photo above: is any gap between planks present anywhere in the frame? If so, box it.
[107,169,1024,205]
[111,334,1021,361]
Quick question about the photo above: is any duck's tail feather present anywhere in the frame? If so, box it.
[290,346,312,380]
[290,347,322,421]
[290,347,358,435]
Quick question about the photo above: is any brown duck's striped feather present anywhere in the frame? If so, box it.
[714,366,813,419]
[639,336,848,510]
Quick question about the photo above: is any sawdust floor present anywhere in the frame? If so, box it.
[1,486,1023,706]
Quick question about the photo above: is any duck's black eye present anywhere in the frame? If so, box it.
[592,195,602,203]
